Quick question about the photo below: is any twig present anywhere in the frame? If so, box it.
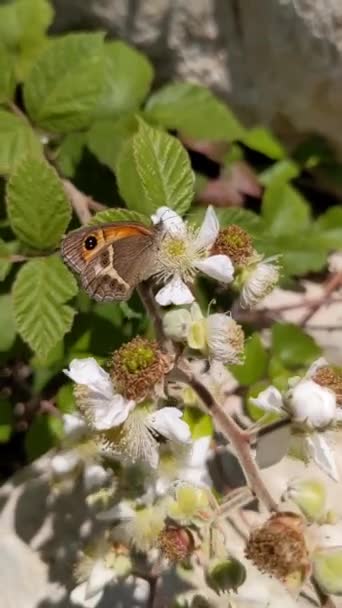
[312,576,337,608]
[0,254,30,263]
[137,282,174,354]
[175,360,278,512]
[62,179,93,225]
[300,272,342,326]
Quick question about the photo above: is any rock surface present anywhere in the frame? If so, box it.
[51,0,342,154]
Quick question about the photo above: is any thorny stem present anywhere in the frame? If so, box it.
[175,361,278,512]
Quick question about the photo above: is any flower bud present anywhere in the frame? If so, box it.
[286,478,327,522]
[206,557,246,594]
[205,313,244,364]
[287,379,336,430]
[245,512,310,585]
[168,484,211,523]
[313,547,342,596]
[239,256,280,309]
[158,525,195,562]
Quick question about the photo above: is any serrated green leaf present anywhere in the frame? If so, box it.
[25,413,63,460]
[262,182,311,236]
[0,110,42,174]
[216,208,266,236]
[87,114,138,172]
[316,207,342,250]
[145,83,245,141]
[0,398,13,443]
[7,157,71,249]
[90,208,149,225]
[55,132,86,178]
[117,119,194,215]
[13,257,78,358]
[0,295,16,351]
[23,33,106,132]
[0,46,16,102]
[95,41,154,118]
[242,127,286,160]
[271,323,321,368]
[230,333,269,386]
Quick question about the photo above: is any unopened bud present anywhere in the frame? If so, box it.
[206,557,246,594]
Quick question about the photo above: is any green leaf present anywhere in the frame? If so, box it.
[117,119,194,215]
[259,232,327,277]
[13,257,78,359]
[271,323,321,368]
[262,182,311,236]
[23,33,106,132]
[316,207,342,250]
[183,407,214,439]
[0,0,53,51]
[0,240,17,281]
[259,159,300,187]
[25,413,63,461]
[90,207,149,225]
[0,46,16,103]
[95,41,154,118]
[216,208,267,236]
[230,333,269,386]
[0,398,13,443]
[7,157,71,249]
[145,83,245,141]
[242,127,286,159]
[0,110,42,175]
[0,295,16,351]
[87,114,138,172]
[55,132,86,178]
[56,383,75,413]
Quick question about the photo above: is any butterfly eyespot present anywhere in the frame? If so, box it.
[84,235,98,250]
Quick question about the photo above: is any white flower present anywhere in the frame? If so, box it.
[250,372,340,481]
[152,206,234,306]
[64,358,135,431]
[51,449,81,476]
[288,379,336,430]
[205,313,244,364]
[156,435,212,495]
[101,406,191,469]
[240,256,280,308]
[71,557,114,606]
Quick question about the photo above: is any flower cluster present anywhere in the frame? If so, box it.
[251,358,342,480]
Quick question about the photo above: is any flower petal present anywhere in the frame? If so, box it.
[250,386,284,413]
[83,464,109,491]
[64,358,112,397]
[305,357,330,379]
[151,206,186,237]
[194,205,219,250]
[97,500,135,522]
[70,582,104,607]
[195,254,234,283]
[91,394,135,430]
[51,450,80,476]
[155,276,194,306]
[85,559,114,599]
[306,434,339,482]
[163,308,192,339]
[148,407,191,443]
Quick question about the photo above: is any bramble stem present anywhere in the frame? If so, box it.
[175,361,278,512]
[137,281,174,354]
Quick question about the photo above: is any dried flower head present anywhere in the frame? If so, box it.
[312,365,342,405]
[239,255,280,309]
[110,337,172,401]
[158,525,195,561]
[212,224,254,266]
[245,512,310,584]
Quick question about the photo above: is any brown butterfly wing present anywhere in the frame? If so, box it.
[61,222,159,302]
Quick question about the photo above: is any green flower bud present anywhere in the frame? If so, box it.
[206,557,246,594]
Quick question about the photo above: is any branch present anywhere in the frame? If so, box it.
[300,272,342,326]
[175,360,278,512]
[137,281,174,354]
[62,179,92,225]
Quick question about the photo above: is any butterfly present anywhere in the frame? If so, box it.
[61,221,162,302]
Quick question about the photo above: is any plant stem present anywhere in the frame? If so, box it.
[137,281,174,354]
[176,361,278,512]
[62,179,92,225]
[312,576,337,608]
